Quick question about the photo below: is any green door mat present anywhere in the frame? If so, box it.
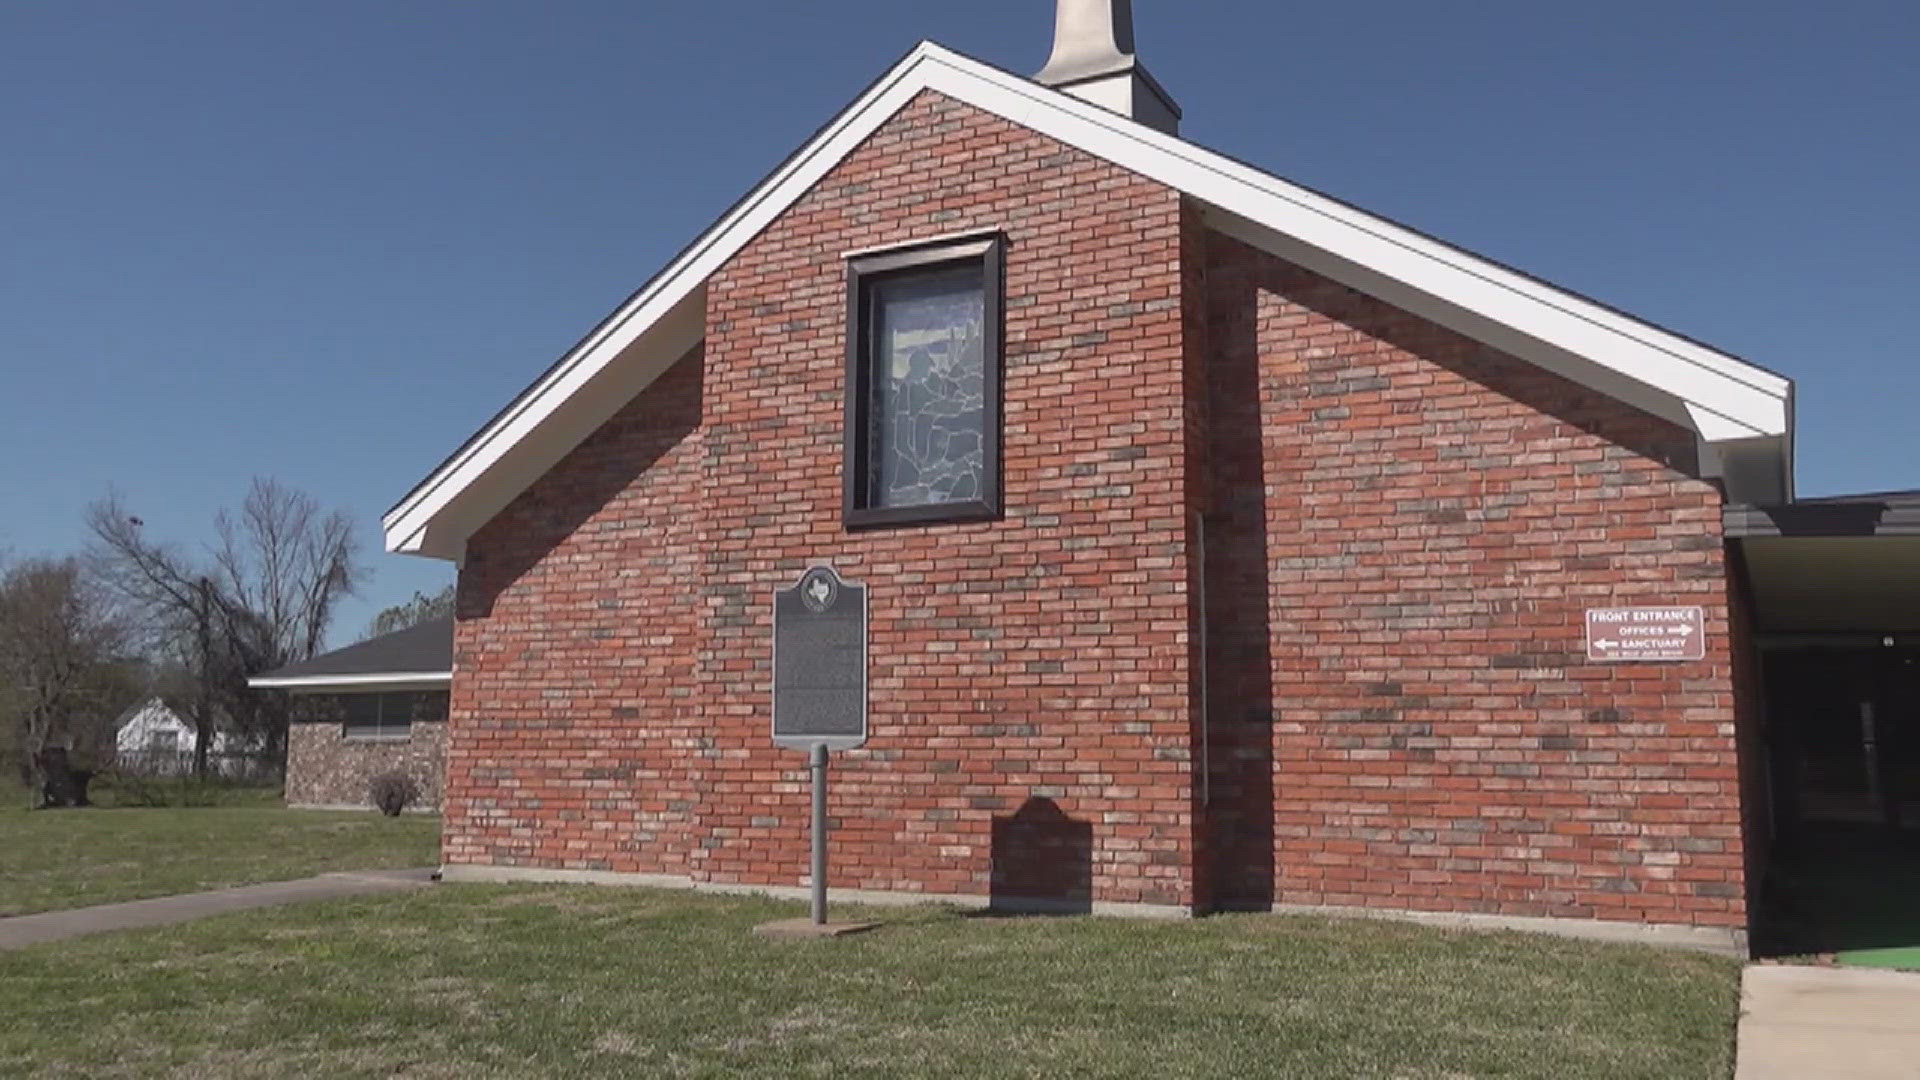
[1820,860,1920,969]
[1837,944,1920,970]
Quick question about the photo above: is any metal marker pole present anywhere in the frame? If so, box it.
[810,742,828,925]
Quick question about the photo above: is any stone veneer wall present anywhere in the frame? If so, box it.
[286,694,448,810]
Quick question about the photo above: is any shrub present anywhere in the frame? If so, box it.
[369,773,421,817]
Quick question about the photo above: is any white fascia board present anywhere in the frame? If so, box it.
[1203,209,1768,444]
[386,292,704,559]
[905,49,1790,440]
[385,42,1792,560]
[247,671,452,692]
[382,48,948,561]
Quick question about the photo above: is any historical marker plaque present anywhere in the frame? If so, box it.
[1585,606,1706,662]
[772,565,868,749]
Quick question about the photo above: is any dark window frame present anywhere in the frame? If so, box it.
[843,232,1006,529]
[340,692,417,741]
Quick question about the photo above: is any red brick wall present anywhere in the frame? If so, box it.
[443,89,1749,930]
[1197,228,1747,928]
[449,91,1203,908]
[450,352,707,874]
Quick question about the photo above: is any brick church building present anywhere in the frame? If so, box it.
[380,4,1917,954]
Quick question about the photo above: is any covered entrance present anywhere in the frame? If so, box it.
[1763,645,1920,833]
[1733,492,1920,965]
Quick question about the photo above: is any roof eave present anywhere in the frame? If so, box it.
[383,41,1796,560]
[246,671,452,693]
[384,291,705,559]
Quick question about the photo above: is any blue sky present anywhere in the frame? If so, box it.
[1,1,1914,645]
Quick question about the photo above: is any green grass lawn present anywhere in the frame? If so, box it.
[0,798,440,916]
[0,884,1740,1078]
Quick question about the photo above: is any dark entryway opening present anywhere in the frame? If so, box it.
[1766,646,1920,835]
[1753,642,1920,963]
[1734,504,1920,966]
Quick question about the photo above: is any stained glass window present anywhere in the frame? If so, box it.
[844,234,1003,528]
[867,265,986,508]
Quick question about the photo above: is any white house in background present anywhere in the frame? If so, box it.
[114,698,198,756]
[112,697,250,772]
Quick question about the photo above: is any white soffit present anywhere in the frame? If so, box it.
[385,42,1794,559]
[388,293,703,558]
[246,671,452,692]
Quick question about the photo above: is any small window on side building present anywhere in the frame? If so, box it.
[341,692,415,740]
[844,233,1004,528]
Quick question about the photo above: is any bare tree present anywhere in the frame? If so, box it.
[88,495,223,775]
[86,478,364,774]
[362,583,454,641]
[0,557,139,801]
[212,480,360,664]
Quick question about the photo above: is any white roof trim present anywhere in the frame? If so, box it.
[386,42,1793,559]
[247,671,452,692]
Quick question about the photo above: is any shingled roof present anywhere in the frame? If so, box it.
[248,616,452,692]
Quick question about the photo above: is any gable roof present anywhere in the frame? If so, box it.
[247,616,453,692]
[384,42,1795,561]
[113,697,186,735]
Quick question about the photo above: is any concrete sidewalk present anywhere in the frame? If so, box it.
[0,869,436,951]
[1737,963,1920,1079]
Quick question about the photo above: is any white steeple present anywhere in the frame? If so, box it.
[1034,0,1181,134]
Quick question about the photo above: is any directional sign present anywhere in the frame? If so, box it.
[772,566,868,749]
[1585,606,1706,662]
